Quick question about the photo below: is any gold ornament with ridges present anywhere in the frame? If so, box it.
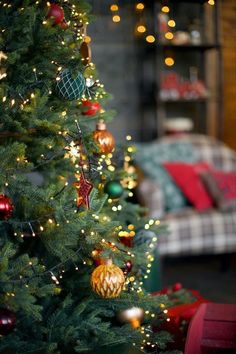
[93,120,115,154]
[91,260,125,298]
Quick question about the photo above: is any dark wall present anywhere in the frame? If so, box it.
[89,1,142,142]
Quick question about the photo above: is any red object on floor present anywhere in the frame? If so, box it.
[185,303,236,354]
[152,288,209,351]
[152,288,209,327]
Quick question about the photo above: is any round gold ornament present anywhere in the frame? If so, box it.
[91,260,125,298]
[93,120,115,154]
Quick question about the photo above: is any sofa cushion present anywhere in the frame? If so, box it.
[201,170,236,211]
[134,141,199,211]
[163,162,214,210]
[159,134,236,171]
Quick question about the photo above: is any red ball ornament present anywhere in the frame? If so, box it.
[0,194,14,220]
[172,282,183,292]
[0,309,16,335]
[92,242,118,266]
[119,236,133,248]
[159,287,169,295]
[46,3,64,25]
[82,100,101,116]
[59,19,69,30]
[91,249,104,266]
[93,120,115,154]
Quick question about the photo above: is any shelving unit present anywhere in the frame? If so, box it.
[158,44,221,50]
[137,0,222,141]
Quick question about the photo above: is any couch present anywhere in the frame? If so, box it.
[135,134,236,257]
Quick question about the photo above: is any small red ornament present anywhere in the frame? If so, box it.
[59,19,69,30]
[0,309,16,335]
[82,101,101,116]
[159,287,169,295]
[119,236,133,248]
[74,170,93,208]
[122,260,133,275]
[92,249,104,266]
[93,120,115,154]
[92,242,118,266]
[172,283,183,292]
[0,194,14,220]
[46,3,64,25]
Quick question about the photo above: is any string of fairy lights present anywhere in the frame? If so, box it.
[110,0,215,68]
[0,1,94,289]
[0,1,173,351]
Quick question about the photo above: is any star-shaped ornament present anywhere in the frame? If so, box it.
[74,171,93,208]
[64,141,81,164]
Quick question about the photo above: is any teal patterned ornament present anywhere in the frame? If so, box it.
[56,69,86,100]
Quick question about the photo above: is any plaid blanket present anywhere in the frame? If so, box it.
[159,134,236,171]
[137,134,236,256]
[159,209,236,256]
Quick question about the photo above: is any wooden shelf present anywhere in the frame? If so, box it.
[137,0,222,140]
[158,43,221,51]
[167,0,210,3]
[157,98,208,103]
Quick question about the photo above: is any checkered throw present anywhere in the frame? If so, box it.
[138,134,236,256]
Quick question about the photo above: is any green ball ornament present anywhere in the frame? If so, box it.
[104,181,123,199]
[56,69,86,100]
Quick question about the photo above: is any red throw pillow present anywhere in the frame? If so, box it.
[163,162,213,210]
[208,170,236,199]
[200,169,236,211]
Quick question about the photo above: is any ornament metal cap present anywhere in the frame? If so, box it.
[104,258,113,266]
[96,120,106,131]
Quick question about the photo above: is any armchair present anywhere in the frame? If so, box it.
[135,134,236,257]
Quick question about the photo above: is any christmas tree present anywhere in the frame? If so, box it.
[0,1,178,353]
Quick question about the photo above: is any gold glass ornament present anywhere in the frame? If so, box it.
[91,259,125,298]
[117,307,144,328]
[93,120,115,154]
